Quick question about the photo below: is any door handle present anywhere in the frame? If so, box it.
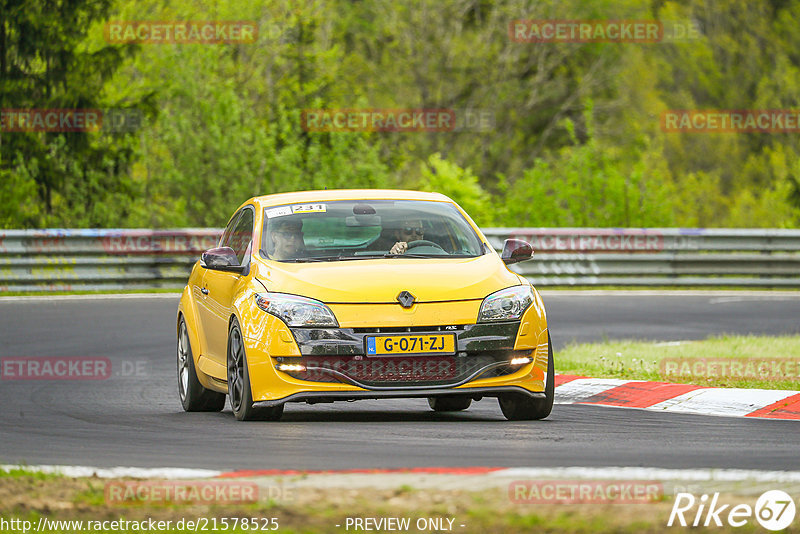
[201,287,209,295]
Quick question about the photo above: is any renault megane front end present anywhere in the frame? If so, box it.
[176,189,553,421]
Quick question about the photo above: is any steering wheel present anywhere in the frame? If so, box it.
[407,240,445,251]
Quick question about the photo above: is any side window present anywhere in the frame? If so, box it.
[219,211,241,249]
[229,208,254,264]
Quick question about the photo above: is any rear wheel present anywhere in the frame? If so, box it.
[428,396,472,412]
[177,318,225,412]
[499,333,555,421]
[227,317,284,421]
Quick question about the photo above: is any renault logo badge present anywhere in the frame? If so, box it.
[396,291,416,308]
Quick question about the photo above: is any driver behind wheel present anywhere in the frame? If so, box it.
[389,218,425,255]
[269,218,306,260]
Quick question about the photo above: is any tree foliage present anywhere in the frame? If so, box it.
[0,0,153,227]
[2,0,800,228]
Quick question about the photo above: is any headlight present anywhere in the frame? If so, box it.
[254,292,338,327]
[477,285,534,322]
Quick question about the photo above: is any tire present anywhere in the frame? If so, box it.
[428,395,472,412]
[177,317,226,412]
[227,317,284,422]
[499,333,555,421]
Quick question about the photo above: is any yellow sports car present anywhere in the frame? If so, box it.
[176,189,552,421]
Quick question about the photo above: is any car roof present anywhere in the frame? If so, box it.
[248,189,453,208]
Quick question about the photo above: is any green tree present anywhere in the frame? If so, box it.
[418,153,494,226]
[501,109,676,227]
[0,0,150,227]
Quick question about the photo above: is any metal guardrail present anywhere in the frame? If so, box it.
[484,228,800,287]
[0,228,799,292]
[0,229,221,292]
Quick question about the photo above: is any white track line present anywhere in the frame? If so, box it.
[540,290,800,297]
[5,464,800,483]
[0,464,221,479]
[491,467,800,482]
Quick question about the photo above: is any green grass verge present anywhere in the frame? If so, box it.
[0,473,695,534]
[0,469,781,533]
[0,467,62,481]
[558,334,800,389]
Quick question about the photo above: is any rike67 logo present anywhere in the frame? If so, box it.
[668,490,796,531]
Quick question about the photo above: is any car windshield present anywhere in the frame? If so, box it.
[261,199,485,262]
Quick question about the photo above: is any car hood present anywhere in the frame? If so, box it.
[253,254,521,303]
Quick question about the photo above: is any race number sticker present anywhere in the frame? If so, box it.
[292,203,326,214]
[266,206,292,218]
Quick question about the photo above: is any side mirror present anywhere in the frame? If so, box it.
[501,239,533,265]
[201,246,245,273]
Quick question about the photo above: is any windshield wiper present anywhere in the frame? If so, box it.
[292,255,376,262]
[382,253,443,258]
[260,254,332,263]
[382,253,479,259]
[267,252,475,262]
[261,249,373,262]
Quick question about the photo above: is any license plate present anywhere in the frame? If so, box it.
[365,334,456,356]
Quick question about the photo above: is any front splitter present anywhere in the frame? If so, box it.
[254,385,545,407]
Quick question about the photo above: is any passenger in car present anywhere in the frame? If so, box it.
[269,218,305,260]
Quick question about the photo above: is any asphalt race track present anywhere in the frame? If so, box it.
[0,293,798,472]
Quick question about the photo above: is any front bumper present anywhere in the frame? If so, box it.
[278,322,527,388]
[243,318,548,404]
[254,385,546,408]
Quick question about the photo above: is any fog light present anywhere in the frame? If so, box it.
[276,363,306,372]
[509,357,533,366]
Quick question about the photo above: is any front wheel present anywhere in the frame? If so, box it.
[227,317,284,421]
[499,333,555,421]
[177,317,225,412]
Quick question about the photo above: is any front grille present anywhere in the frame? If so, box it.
[279,350,530,388]
[290,322,519,357]
[351,325,466,334]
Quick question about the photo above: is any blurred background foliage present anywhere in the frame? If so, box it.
[2,0,800,228]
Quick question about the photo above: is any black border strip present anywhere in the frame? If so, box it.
[253,385,545,407]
